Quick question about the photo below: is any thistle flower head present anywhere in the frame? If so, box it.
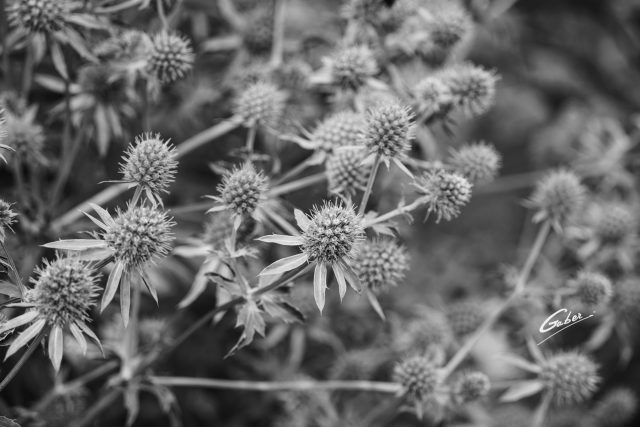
[311,111,366,152]
[7,0,69,33]
[528,170,586,228]
[120,133,178,195]
[539,352,600,406]
[594,203,637,244]
[330,45,378,89]
[102,206,175,268]
[301,202,364,264]
[447,300,486,337]
[352,238,409,293]
[414,76,453,119]
[612,278,640,321]
[0,199,17,232]
[440,64,498,118]
[364,100,415,158]
[452,371,491,404]
[429,6,472,50]
[414,169,472,223]
[394,310,454,355]
[216,163,268,217]
[95,30,152,63]
[233,81,286,127]
[146,31,194,84]
[568,271,612,311]
[3,111,44,159]
[326,147,371,195]
[449,142,502,185]
[30,258,100,328]
[591,388,637,427]
[393,356,440,401]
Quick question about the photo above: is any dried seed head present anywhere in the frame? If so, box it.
[414,76,453,119]
[120,133,178,194]
[301,202,364,264]
[528,170,586,228]
[449,142,502,185]
[233,81,286,127]
[612,278,640,322]
[568,271,612,311]
[364,100,415,158]
[102,206,175,268]
[311,111,366,152]
[452,371,491,404]
[393,356,440,401]
[447,300,486,337]
[7,0,69,33]
[440,64,498,118]
[352,238,409,293]
[31,258,100,327]
[594,203,637,244]
[0,199,17,231]
[218,163,268,216]
[540,352,600,406]
[394,310,454,355]
[591,388,637,427]
[415,169,472,223]
[146,31,194,84]
[326,147,371,195]
[330,45,378,89]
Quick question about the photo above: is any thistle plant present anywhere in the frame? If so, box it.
[146,31,195,85]
[329,45,378,89]
[448,142,502,185]
[207,162,269,218]
[413,169,472,222]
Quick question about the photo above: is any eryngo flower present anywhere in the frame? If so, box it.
[438,63,498,118]
[0,257,101,371]
[393,355,442,417]
[308,111,366,154]
[451,371,491,404]
[414,169,472,222]
[567,271,612,312]
[207,162,269,218]
[43,204,175,325]
[527,169,586,230]
[329,45,378,89]
[233,81,287,128]
[326,147,372,195]
[0,199,17,242]
[257,202,365,312]
[146,31,194,85]
[364,100,415,160]
[448,142,502,185]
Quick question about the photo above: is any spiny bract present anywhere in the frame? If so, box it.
[539,352,600,406]
[147,31,194,84]
[120,133,178,195]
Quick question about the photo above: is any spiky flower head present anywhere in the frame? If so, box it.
[414,76,453,119]
[452,371,491,404]
[431,8,471,49]
[120,133,178,195]
[301,202,364,264]
[233,81,286,127]
[95,30,153,63]
[30,258,100,328]
[539,352,600,406]
[364,100,415,158]
[102,206,175,268]
[594,203,637,244]
[447,300,486,337]
[440,63,498,118]
[0,199,17,235]
[3,111,44,159]
[7,0,70,33]
[568,271,612,311]
[414,169,472,223]
[216,163,268,217]
[393,356,441,401]
[330,45,378,89]
[591,388,637,427]
[352,238,409,293]
[326,147,372,195]
[311,111,366,152]
[449,142,502,185]
[146,31,194,84]
[528,170,586,229]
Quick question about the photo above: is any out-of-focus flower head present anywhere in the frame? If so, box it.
[438,63,499,118]
[566,271,612,312]
[446,300,486,338]
[352,238,409,294]
[242,6,274,55]
[451,371,491,404]
[1,107,45,163]
[393,355,442,417]
[413,76,453,121]
[310,111,366,154]
[448,142,502,185]
[233,81,287,128]
[329,45,378,89]
[527,169,586,231]
[540,352,600,406]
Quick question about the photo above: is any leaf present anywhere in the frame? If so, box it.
[89,203,115,227]
[332,264,347,301]
[141,275,159,305]
[69,323,87,355]
[76,321,104,356]
[313,263,327,313]
[48,325,63,371]
[366,290,386,320]
[256,234,304,246]
[0,416,22,427]
[500,380,544,402]
[42,239,108,251]
[124,383,140,427]
[226,300,266,356]
[0,310,39,334]
[5,318,46,359]
[261,295,304,323]
[102,261,124,312]
[294,209,311,231]
[339,262,362,293]
[259,253,308,276]
[498,354,542,374]
[50,41,68,80]
[82,211,108,230]
[120,273,131,327]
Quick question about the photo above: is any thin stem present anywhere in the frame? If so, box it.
[0,328,47,392]
[358,153,381,216]
[245,124,257,153]
[268,172,326,197]
[49,126,84,209]
[531,393,552,427]
[363,197,427,228]
[272,156,316,186]
[0,0,10,90]
[21,40,33,98]
[217,0,245,32]
[122,279,141,380]
[269,0,287,68]
[442,220,552,378]
[151,377,401,393]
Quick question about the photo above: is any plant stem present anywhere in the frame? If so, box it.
[245,124,257,153]
[0,0,10,90]
[358,153,381,216]
[363,196,427,228]
[268,172,326,197]
[0,328,47,392]
[272,158,314,186]
[122,279,141,380]
[269,0,287,68]
[531,393,552,427]
[441,220,551,378]
[151,377,401,393]
[21,40,33,98]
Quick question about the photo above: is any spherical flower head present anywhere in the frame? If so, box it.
[233,81,286,127]
[3,112,44,158]
[447,300,486,337]
[31,258,100,327]
[568,271,612,311]
[102,206,175,268]
[352,238,409,293]
[364,100,415,158]
[393,356,440,401]
[120,133,177,194]
[591,388,637,426]
[528,170,586,228]
[429,7,472,50]
[329,348,379,380]
[341,0,384,26]
[330,45,378,89]
[452,371,491,404]
[326,147,371,195]
[414,76,453,119]
[217,163,268,217]
[415,169,472,223]
[440,63,498,118]
[449,142,502,185]
[301,202,364,264]
[146,31,194,85]
[7,0,69,33]
[0,199,17,231]
[595,203,637,244]
[311,111,366,152]
[539,352,600,406]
